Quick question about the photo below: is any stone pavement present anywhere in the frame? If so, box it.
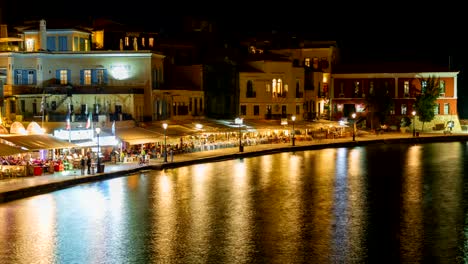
[0,132,466,203]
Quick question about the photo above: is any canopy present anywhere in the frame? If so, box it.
[115,127,163,145]
[0,142,28,156]
[151,125,197,137]
[0,134,78,151]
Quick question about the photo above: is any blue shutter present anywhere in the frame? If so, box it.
[91,70,97,85]
[56,70,60,84]
[80,70,84,85]
[103,69,108,84]
[33,70,37,84]
[47,36,56,51]
[22,70,28,84]
[14,70,19,84]
[58,36,67,51]
[67,70,71,85]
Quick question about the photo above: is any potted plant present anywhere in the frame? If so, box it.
[400,116,412,133]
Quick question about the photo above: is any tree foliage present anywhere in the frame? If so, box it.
[365,80,393,129]
[414,75,441,131]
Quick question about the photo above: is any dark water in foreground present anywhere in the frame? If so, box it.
[0,142,468,264]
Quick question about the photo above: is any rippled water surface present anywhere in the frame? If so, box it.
[1,142,468,263]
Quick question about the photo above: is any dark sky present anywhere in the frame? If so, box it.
[2,1,468,117]
[2,1,466,66]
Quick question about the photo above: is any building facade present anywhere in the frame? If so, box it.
[331,62,460,131]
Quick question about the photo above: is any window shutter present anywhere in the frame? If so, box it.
[91,69,97,85]
[22,70,28,84]
[103,69,108,84]
[80,70,84,85]
[67,70,71,84]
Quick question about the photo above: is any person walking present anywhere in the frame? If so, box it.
[86,156,91,174]
[80,157,85,175]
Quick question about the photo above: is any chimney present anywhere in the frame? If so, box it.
[39,19,47,51]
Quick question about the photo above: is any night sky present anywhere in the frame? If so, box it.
[2,1,468,117]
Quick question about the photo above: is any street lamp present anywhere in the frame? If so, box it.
[235,117,243,152]
[351,113,356,142]
[291,115,296,146]
[162,123,168,162]
[95,127,101,172]
[412,110,416,137]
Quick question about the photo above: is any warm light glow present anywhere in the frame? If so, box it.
[110,65,131,80]
[235,117,243,125]
[352,113,356,119]
[195,123,203,130]
[162,123,168,129]
[95,127,101,135]
[291,115,296,122]
[412,111,416,116]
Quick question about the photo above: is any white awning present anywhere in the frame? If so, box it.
[115,127,163,145]
[0,134,78,151]
[0,142,28,156]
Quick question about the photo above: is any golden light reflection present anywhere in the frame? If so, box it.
[187,164,210,262]
[345,147,366,261]
[107,179,125,221]
[152,172,176,259]
[258,155,274,186]
[401,145,423,263]
[226,159,253,262]
[16,195,56,263]
[307,148,336,261]
[72,188,108,263]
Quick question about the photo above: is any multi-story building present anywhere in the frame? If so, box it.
[0,19,165,131]
[233,35,338,122]
[331,61,460,131]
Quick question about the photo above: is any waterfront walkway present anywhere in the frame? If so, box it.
[0,132,466,203]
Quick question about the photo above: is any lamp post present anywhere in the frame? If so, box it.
[95,127,101,172]
[162,123,168,162]
[291,115,296,146]
[351,113,356,142]
[235,117,243,152]
[412,110,416,137]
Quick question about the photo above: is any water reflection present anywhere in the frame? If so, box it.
[0,142,467,263]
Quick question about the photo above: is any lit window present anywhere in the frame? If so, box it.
[26,39,35,52]
[440,80,445,94]
[401,104,407,115]
[149,38,154,47]
[444,103,449,114]
[84,70,91,85]
[96,69,105,84]
[304,58,310,67]
[404,81,409,97]
[60,70,68,85]
[27,70,35,84]
[434,104,440,115]
[141,38,145,47]
[125,37,129,46]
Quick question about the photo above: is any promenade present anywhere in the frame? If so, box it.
[0,132,466,203]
